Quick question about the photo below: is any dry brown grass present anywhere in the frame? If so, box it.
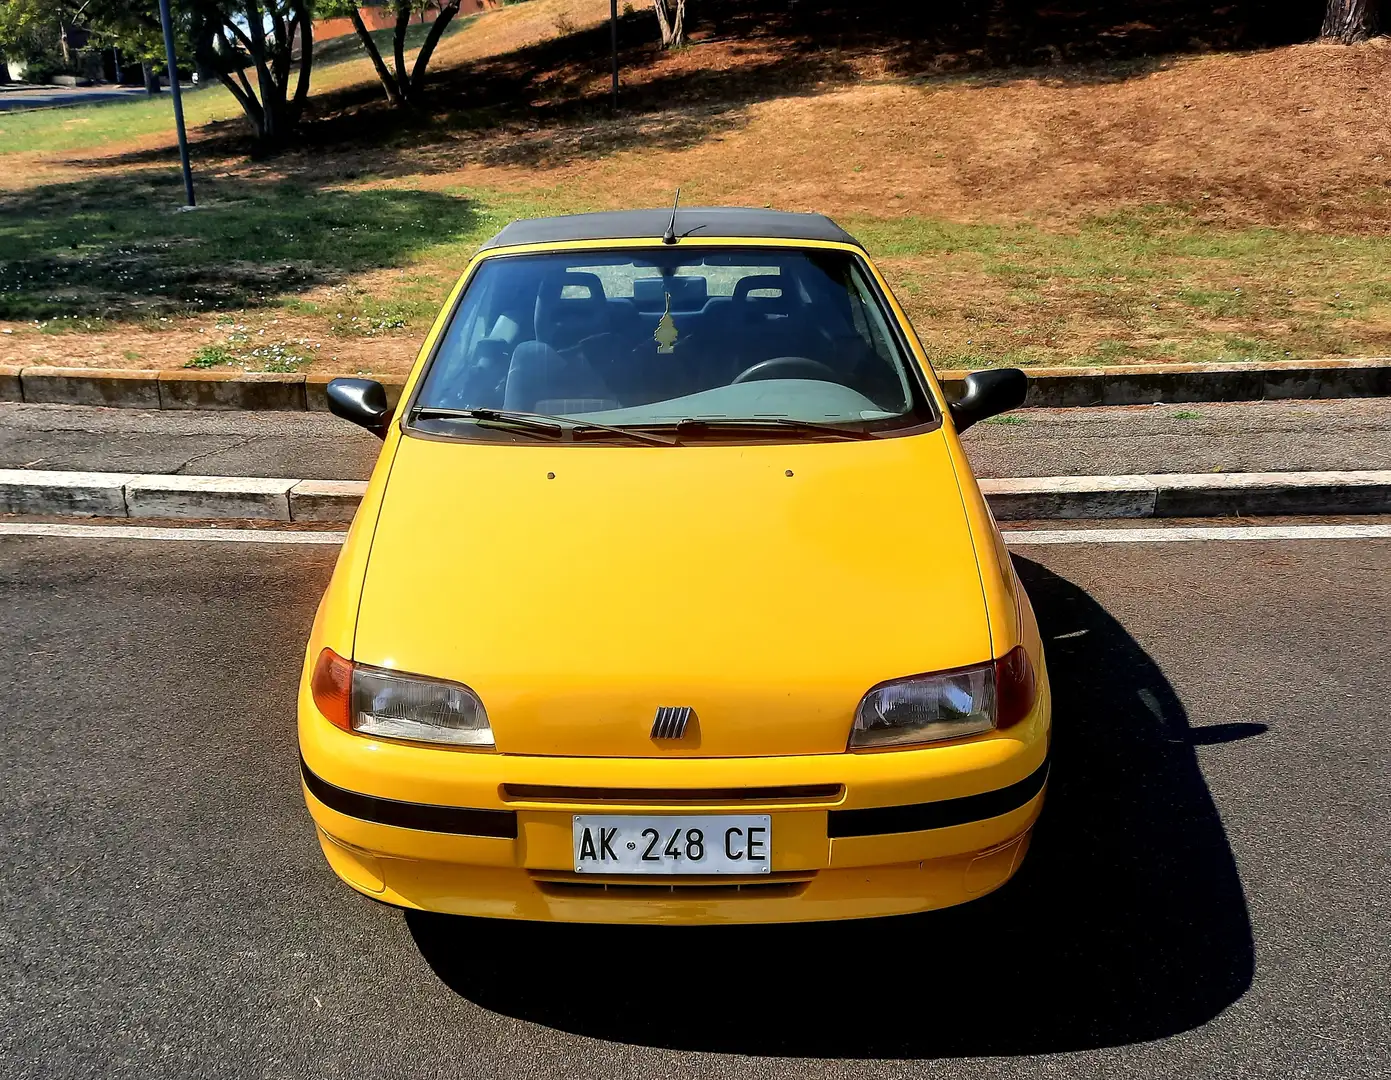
[408,38,1391,233]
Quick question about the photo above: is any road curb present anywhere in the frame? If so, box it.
[4,470,1389,523]
[3,359,1389,411]
[934,357,1391,407]
[977,471,1391,519]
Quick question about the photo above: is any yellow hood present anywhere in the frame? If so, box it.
[354,431,991,757]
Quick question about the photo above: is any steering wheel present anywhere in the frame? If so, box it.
[732,356,839,384]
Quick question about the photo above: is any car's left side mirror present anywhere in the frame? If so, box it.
[947,368,1028,433]
[326,378,391,439]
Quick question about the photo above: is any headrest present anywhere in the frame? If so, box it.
[732,274,787,303]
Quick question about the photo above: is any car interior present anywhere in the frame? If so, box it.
[419,250,917,420]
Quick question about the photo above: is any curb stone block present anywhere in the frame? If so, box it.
[1099,365,1264,406]
[158,370,306,411]
[21,367,161,408]
[1153,470,1391,517]
[980,476,1159,521]
[935,370,966,404]
[0,365,22,402]
[1023,368,1106,408]
[124,475,296,520]
[0,469,136,516]
[290,479,367,522]
[305,373,335,412]
[306,374,407,412]
[1262,361,1391,401]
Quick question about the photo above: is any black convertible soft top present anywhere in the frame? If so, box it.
[479,207,862,250]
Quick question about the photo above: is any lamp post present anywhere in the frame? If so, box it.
[156,0,196,207]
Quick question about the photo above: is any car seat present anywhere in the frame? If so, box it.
[534,271,611,353]
[503,340,618,414]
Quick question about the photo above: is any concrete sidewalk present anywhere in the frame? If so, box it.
[4,398,1390,482]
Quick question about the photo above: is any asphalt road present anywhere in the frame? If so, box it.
[0,84,193,111]
[4,397,1391,480]
[1,533,1387,1079]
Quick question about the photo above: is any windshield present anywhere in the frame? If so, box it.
[409,247,933,440]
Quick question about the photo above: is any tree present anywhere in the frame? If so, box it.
[80,1,173,94]
[78,0,313,146]
[650,0,684,49]
[0,0,73,75]
[1322,0,1381,42]
[320,0,463,108]
[190,0,313,145]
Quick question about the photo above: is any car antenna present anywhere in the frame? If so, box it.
[662,187,681,245]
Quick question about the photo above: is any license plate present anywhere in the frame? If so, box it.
[572,815,772,875]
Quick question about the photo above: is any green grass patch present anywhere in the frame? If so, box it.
[0,85,246,155]
[187,330,316,372]
[859,207,1391,367]
[187,343,236,368]
[0,171,493,322]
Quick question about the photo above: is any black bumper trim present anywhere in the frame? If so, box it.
[300,757,518,839]
[827,755,1049,838]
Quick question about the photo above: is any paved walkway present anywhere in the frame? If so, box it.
[2,397,1389,481]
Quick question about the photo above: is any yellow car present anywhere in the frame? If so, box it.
[300,207,1048,924]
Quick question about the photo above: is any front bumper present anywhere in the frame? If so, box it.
[299,690,1050,924]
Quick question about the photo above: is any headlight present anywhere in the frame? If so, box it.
[849,646,1036,750]
[311,649,494,748]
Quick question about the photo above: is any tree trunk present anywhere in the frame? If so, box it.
[410,0,462,97]
[142,61,162,94]
[290,9,312,119]
[651,0,686,49]
[1321,0,1381,42]
[392,4,413,100]
[350,7,404,107]
[0,54,10,85]
[197,24,266,140]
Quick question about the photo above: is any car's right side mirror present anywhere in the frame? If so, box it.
[947,368,1028,433]
[326,378,391,439]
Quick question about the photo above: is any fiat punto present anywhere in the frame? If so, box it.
[300,207,1049,924]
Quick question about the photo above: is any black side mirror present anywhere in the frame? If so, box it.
[947,368,1028,433]
[326,378,391,439]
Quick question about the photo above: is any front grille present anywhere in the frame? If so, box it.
[530,869,815,900]
[501,783,843,805]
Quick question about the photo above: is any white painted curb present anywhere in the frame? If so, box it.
[978,470,1391,520]
[2,470,1389,523]
[1,470,367,523]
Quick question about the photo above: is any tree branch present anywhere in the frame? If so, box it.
[392,1,412,100]
[198,24,263,138]
[217,26,257,106]
[290,4,312,118]
[410,0,461,95]
[350,6,403,106]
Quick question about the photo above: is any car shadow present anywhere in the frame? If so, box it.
[406,557,1254,1057]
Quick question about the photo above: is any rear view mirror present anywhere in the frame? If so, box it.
[948,369,1028,433]
[326,378,391,439]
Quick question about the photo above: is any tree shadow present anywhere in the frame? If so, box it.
[93,0,1320,179]
[405,557,1255,1058]
[0,169,483,322]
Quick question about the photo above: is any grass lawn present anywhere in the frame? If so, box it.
[1,3,1388,375]
[860,211,1391,368]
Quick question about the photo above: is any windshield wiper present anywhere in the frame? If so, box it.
[411,406,675,446]
[411,406,566,439]
[665,417,875,441]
